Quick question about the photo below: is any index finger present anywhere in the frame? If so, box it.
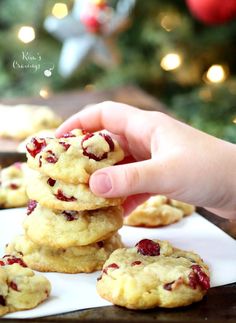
[56,101,144,137]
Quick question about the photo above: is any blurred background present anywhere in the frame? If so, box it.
[0,0,235,143]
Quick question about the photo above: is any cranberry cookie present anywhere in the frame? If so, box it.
[26,170,123,211]
[6,233,123,274]
[0,256,50,317]
[24,201,123,248]
[0,163,28,208]
[124,195,195,227]
[0,104,62,140]
[26,130,124,184]
[97,239,210,309]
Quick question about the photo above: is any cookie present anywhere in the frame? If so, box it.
[26,169,123,211]
[0,104,62,140]
[0,163,28,208]
[124,195,195,227]
[26,130,124,184]
[24,202,123,248]
[6,233,123,274]
[0,256,50,317]
[97,239,210,309]
[169,199,195,216]
[17,129,56,153]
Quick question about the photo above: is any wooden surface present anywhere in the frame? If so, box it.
[0,86,235,322]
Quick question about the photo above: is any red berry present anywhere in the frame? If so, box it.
[9,281,18,291]
[27,200,37,215]
[3,255,27,267]
[135,239,160,256]
[189,265,210,291]
[9,183,19,190]
[103,263,119,275]
[81,133,114,161]
[62,132,76,138]
[26,138,46,158]
[62,210,78,221]
[0,295,6,306]
[45,150,58,163]
[54,189,77,202]
[59,141,71,151]
[131,260,142,266]
[97,241,104,248]
[82,129,88,134]
[100,133,115,151]
[47,178,56,187]
[163,281,175,291]
[39,155,42,167]
[0,260,5,266]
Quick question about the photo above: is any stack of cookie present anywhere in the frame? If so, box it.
[6,130,125,273]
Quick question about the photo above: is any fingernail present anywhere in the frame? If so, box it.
[90,173,112,194]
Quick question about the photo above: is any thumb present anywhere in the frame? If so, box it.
[89,160,157,197]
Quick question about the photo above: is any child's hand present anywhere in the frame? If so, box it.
[56,102,236,219]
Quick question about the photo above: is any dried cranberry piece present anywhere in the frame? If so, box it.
[59,141,71,151]
[81,133,114,161]
[131,260,142,266]
[0,295,6,306]
[9,183,19,190]
[9,281,18,291]
[39,155,43,167]
[97,241,104,248]
[189,265,210,291]
[26,138,46,158]
[100,133,115,152]
[45,150,58,163]
[135,239,160,256]
[163,281,175,291]
[27,200,37,215]
[103,263,119,275]
[3,255,27,268]
[62,210,78,221]
[54,189,77,202]
[0,260,5,266]
[47,178,56,187]
[62,132,76,138]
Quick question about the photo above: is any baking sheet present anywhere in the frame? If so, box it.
[0,208,235,319]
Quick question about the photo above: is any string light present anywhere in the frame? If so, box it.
[233,117,236,124]
[160,53,181,71]
[52,3,68,19]
[205,65,227,83]
[39,88,51,99]
[18,26,35,43]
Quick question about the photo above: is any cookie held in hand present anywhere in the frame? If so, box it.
[26,130,124,184]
